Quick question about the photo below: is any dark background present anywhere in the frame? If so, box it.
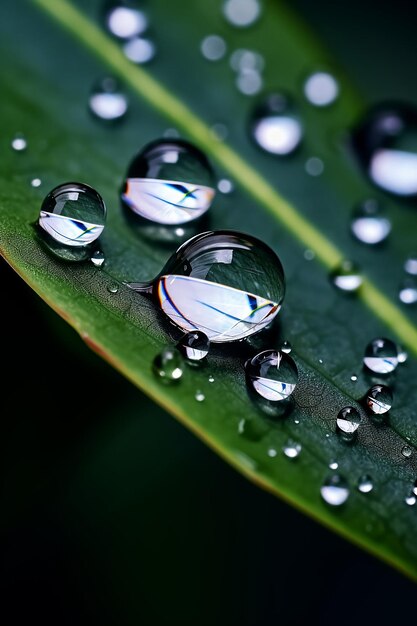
[2,2,417,624]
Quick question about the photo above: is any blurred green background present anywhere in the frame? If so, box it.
[2,1,417,624]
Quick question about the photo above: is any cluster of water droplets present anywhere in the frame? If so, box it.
[399,254,417,305]
[105,1,156,64]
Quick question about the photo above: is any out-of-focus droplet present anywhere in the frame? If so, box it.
[351,199,391,245]
[331,260,362,292]
[201,34,227,61]
[123,37,156,64]
[304,71,339,107]
[89,77,128,121]
[223,0,261,28]
[251,93,303,155]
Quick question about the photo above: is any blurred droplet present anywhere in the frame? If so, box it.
[304,71,339,107]
[201,34,227,61]
[305,157,324,176]
[223,0,261,28]
[123,37,156,64]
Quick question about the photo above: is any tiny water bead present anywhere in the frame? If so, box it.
[352,102,417,197]
[153,347,183,383]
[399,278,417,305]
[366,384,393,414]
[351,199,391,245]
[282,439,302,459]
[107,283,119,294]
[121,139,216,225]
[179,331,210,361]
[330,260,362,292]
[104,2,148,39]
[321,475,350,506]
[397,347,408,363]
[31,178,42,188]
[91,250,106,268]
[402,445,412,459]
[336,406,362,442]
[230,49,264,73]
[351,375,358,382]
[304,71,339,107]
[223,0,261,28]
[236,70,263,96]
[405,494,416,506]
[357,475,373,494]
[305,157,324,176]
[329,461,339,470]
[211,123,229,141]
[405,256,417,275]
[363,337,399,374]
[251,93,303,155]
[245,350,298,401]
[195,390,205,402]
[217,178,234,194]
[89,77,128,121]
[128,230,286,342]
[201,34,227,61]
[208,375,215,383]
[11,135,27,151]
[413,479,417,496]
[123,37,156,64]
[38,183,106,250]
[280,340,292,354]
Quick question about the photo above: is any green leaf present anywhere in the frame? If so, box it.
[1,0,417,578]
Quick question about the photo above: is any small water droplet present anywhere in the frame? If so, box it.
[251,93,303,155]
[331,260,363,292]
[329,460,339,470]
[121,138,216,225]
[90,249,105,268]
[267,447,277,458]
[179,331,210,361]
[366,384,393,414]
[236,69,263,96]
[351,199,391,245]
[11,135,27,151]
[223,0,261,28]
[104,3,148,39]
[304,71,339,107]
[305,157,324,176]
[201,34,227,61]
[282,439,302,459]
[352,103,417,197]
[304,248,315,261]
[153,347,183,383]
[123,37,155,64]
[412,479,417,496]
[294,419,300,425]
[357,474,373,493]
[399,277,417,305]
[280,340,292,354]
[404,256,417,275]
[318,358,323,364]
[245,349,298,401]
[321,474,349,506]
[405,493,416,506]
[208,375,215,383]
[363,337,398,374]
[31,178,42,188]
[195,390,205,402]
[89,76,128,121]
[402,445,413,459]
[107,283,119,294]
[336,406,362,442]
[217,178,234,194]
[397,347,408,363]
[230,48,264,73]
[351,375,358,382]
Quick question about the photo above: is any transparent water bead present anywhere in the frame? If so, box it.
[413,479,417,496]
[363,337,399,374]
[282,439,302,459]
[331,260,362,292]
[128,230,285,342]
[321,475,350,506]
[351,199,391,245]
[329,461,339,470]
[405,256,417,275]
[38,182,106,250]
[397,347,408,363]
[223,0,261,28]
[89,77,128,121]
[104,2,148,39]
[107,283,119,294]
[245,349,298,401]
[352,102,417,197]
[399,278,417,304]
[11,135,27,151]
[153,347,183,383]
[31,178,42,188]
[121,139,216,225]
[91,249,106,268]
[405,493,416,506]
[280,340,292,354]
[201,35,227,61]
[402,445,412,459]
[366,384,393,414]
[357,475,373,494]
[123,37,155,64]
[336,406,362,442]
[304,71,339,107]
[179,331,210,361]
[195,390,205,402]
[251,93,303,155]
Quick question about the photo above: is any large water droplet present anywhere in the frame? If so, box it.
[321,474,350,506]
[404,256,417,275]
[366,384,393,414]
[37,183,106,259]
[336,406,361,442]
[179,331,210,361]
[104,2,148,39]
[363,337,399,374]
[123,37,156,64]
[223,0,261,28]
[251,93,303,155]
[331,260,362,292]
[352,103,417,197]
[11,135,27,151]
[128,231,285,342]
[399,277,417,304]
[89,77,128,121]
[351,199,391,245]
[357,474,373,493]
[304,71,339,107]
[201,34,227,61]
[153,347,183,383]
[282,439,302,458]
[245,349,298,401]
[121,139,216,225]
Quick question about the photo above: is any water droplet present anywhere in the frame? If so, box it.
[104,2,148,39]
[217,178,234,194]
[128,231,286,342]
[31,178,42,188]
[357,474,373,493]
[304,248,315,261]
[267,447,277,458]
[282,439,302,459]
[89,77,128,121]
[121,139,216,225]
[351,374,358,382]
[399,277,417,304]
[336,406,362,441]
[405,493,416,506]
[352,103,417,197]
[245,349,298,401]
[107,283,119,293]
[413,479,417,496]
[363,337,398,374]
[294,419,300,425]
[402,445,412,459]
[236,69,263,96]
[230,48,264,73]
[318,358,323,364]
[304,71,339,107]
[223,0,261,28]
[404,256,417,275]
[331,260,362,292]
[91,249,106,268]
[208,375,215,383]
[321,474,349,506]
[280,340,292,354]
[195,390,205,402]
[201,34,226,61]
[366,384,393,414]
[251,93,303,155]
[329,461,339,470]
[179,331,210,361]
[11,135,27,151]
[123,37,155,64]
[305,157,324,176]
[37,183,106,257]
[153,347,183,383]
[397,347,408,363]
[351,199,391,245]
